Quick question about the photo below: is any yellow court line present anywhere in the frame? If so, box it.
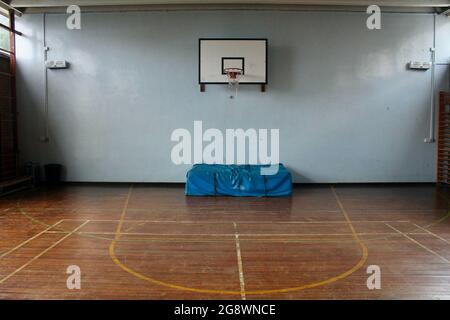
[53,234,380,243]
[41,230,404,244]
[10,188,450,294]
[102,231,405,237]
[14,195,432,245]
[46,230,398,244]
[63,218,412,224]
[19,206,448,213]
[16,200,56,228]
[423,209,450,229]
[412,223,450,245]
[0,220,90,285]
[124,220,150,233]
[428,190,450,228]
[65,219,180,223]
[15,186,450,241]
[24,207,341,213]
[112,185,134,240]
[13,203,424,245]
[233,222,246,300]
[330,186,369,260]
[10,186,447,294]
[385,223,450,264]
[15,236,368,244]
[108,186,369,296]
[0,220,64,259]
[51,231,407,237]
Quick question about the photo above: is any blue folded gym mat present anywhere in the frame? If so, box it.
[185,164,292,197]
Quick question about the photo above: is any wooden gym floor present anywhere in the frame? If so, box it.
[0,183,449,300]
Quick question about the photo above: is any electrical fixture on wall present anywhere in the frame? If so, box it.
[45,60,69,69]
[40,57,69,143]
[408,61,432,70]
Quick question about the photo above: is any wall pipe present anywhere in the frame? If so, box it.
[425,12,437,143]
[42,13,49,142]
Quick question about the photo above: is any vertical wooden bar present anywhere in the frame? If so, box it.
[437,92,443,184]
[437,91,450,184]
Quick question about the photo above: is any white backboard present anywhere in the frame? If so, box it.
[199,39,268,84]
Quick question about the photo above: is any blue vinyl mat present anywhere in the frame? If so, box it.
[185,164,292,197]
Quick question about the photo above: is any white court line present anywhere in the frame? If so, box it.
[412,223,450,245]
[0,220,90,284]
[0,220,64,259]
[60,218,412,224]
[233,222,246,300]
[385,223,450,264]
[20,207,447,213]
[44,231,408,237]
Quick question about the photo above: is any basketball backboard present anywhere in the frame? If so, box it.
[199,39,268,85]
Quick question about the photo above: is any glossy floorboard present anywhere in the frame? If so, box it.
[0,183,449,299]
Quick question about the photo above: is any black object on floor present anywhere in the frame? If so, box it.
[44,164,62,186]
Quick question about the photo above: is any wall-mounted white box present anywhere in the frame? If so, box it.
[408,61,432,70]
[45,60,68,69]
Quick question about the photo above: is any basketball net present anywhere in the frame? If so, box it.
[224,68,243,99]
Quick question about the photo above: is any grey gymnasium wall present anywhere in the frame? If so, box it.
[15,10,450,183]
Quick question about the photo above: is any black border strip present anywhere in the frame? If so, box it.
[221,57,245,75]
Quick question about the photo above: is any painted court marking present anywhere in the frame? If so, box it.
[13,200,430,245]
[106,185,369,296]
[2,185,449,295]
[0,220,64,259]
[0,220,90,284]
[233,222,246,300]
[385,223,450,264]
[60,218,413,224]
[46,231,414,237]
[411,223,450,245]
